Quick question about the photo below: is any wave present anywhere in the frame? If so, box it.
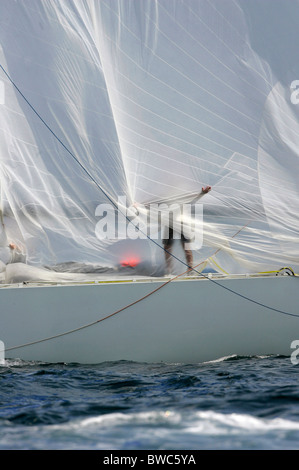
[2,409,298,450]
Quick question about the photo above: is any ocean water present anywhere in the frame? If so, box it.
[1,355,299,451]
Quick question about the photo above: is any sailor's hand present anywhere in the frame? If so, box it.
[128,202,139,217]
[202,185,211,194]
[9,243,16,250]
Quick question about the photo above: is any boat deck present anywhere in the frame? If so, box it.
[0,270,289,289]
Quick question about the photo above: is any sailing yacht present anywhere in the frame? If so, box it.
[0,0,298,364]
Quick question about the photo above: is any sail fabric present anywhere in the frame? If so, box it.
[0,0,299,280]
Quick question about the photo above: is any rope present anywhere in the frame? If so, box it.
[3,261,206,353]
[3,275,176,353]
[0,62,206,274]
[2,263,299,354]
[0,62,299,356]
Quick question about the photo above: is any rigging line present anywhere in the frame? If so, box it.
[105,0,264,125]
[101,1,261,128]
[189,1,273,90]
[1,63,299,320]
[161,2,269,99]
[3,277,176,353]
[0,242,297,354]
[2,262,298,355]
[0,66,114,203]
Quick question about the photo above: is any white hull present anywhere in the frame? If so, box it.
[0,274,299,364]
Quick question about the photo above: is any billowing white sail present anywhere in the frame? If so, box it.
[1,0,299,280]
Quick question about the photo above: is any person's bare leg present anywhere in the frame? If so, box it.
[185,249,193,273]
[164,243,172,274]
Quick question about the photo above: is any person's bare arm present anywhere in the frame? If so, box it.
[202,185,211,194]
[191,185,211,204]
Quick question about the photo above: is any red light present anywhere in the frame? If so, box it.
[120,257,140,267]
